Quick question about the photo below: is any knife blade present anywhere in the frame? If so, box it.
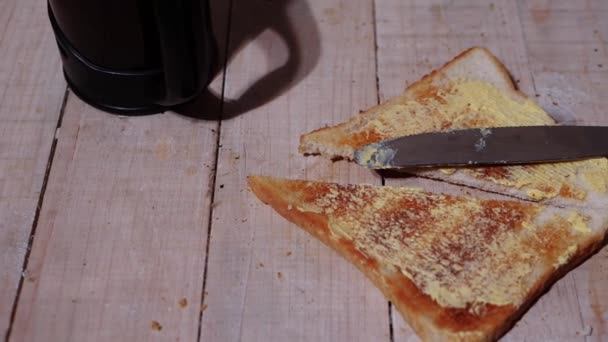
[353,126,608,169]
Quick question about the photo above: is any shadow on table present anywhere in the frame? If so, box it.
[175,0,321,120]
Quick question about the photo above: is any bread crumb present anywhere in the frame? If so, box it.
[179,298,188,308]
[577,325,593,336]
[201,304,208,312]
[151,321,162,331]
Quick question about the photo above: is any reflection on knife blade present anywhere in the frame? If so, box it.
[353,126,608,169]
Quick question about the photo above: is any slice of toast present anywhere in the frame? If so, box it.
[299,47,608,208]
[248,175,608,342]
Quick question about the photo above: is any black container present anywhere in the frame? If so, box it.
[48,0,215,115]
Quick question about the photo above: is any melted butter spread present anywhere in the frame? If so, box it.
[527,188,554,201]
[336,79,553,147]
[567,212,591,234]
[355,142,397,168]
[327,79,608,201]
[356,144,379,166]
[580,158,608,192]
[555,245,578,268]
[439,168,457,175]
[294,181,591,309]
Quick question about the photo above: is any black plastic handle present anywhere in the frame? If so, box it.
[152,0,214,106]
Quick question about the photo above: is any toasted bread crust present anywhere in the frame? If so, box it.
[298,47,533,159]
[298,47,608,208]
[273,47,608,341]
[402,47,518,94]
[248,176,608,341]
[248,175,494,340]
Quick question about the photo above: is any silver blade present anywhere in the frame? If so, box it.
[354,126,608,169]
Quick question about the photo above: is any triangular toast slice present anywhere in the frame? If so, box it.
[299,47,608,208]
[248,175,607,341]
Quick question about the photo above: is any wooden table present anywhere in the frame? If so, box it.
[1,0,606,340]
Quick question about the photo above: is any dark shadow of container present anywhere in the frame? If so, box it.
[48,0,321,119]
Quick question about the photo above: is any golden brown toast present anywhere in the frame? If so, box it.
[299,47,608,208]
[248,175,608,342]
[251,48,608,340]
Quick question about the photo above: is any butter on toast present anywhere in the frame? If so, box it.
[248,175,608,342]
[299,47,608,207]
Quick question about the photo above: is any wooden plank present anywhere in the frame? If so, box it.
[200,0,390,341]
[374,0,589,341]
[0,0,66,336]
[10,103,218,342]
[0,0,16,42]
[8,1,232,340]
[519,1,608,340]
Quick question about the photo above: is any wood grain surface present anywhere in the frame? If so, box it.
[0,0,605,341]
[0,0,66,336]
[7,0,231,339]
[9,103,219,341]
[519,1,608,341]
[200,0,389,341]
